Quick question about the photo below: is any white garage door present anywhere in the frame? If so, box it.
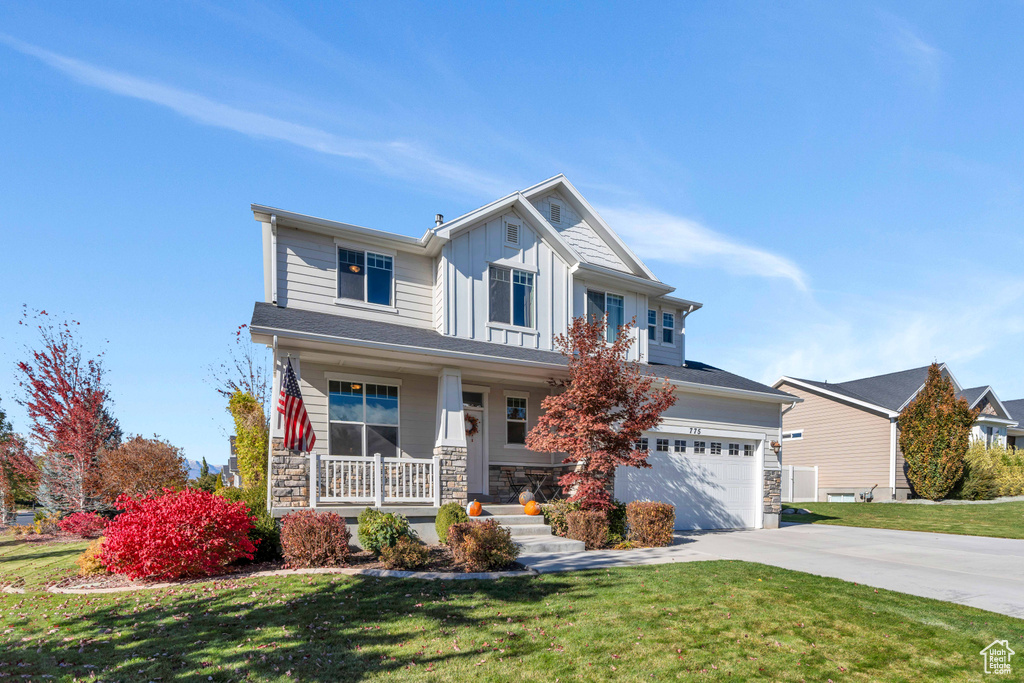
[615,435,760,530]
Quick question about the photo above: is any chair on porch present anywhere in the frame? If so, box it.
[503,471,527,504]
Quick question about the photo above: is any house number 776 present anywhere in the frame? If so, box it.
[689,427,702,435]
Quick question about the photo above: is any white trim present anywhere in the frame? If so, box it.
[324,371,404,386]
[486,321,540,334]
[487,263,537,330]
[331,299,400,315]
[504,393,529,447]
[975,415,1018,426]
[325,375,402,459]
[504,390,530,399]
[462,383,491,394]
[253,203,434,252]
[782,429,804,441]
[775,376,898,417]
[334,237,397,257]
[488,257,539,273]
[335,244,396,309]
[502,216,522,247]
[890,418,897,494]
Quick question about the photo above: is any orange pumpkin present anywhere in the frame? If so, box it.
[524,500,541,516]
[467,500,482,517]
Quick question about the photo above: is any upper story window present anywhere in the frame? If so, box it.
[488,266,534,328]
[338,248,393,306]
[662,312,675,344]
[587,290,625,341]
[506,396,528,444]
[328,380,399,457]
[647,309,657,340]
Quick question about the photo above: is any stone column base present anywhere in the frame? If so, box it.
[435,445,468,506]
[270,438,310,508]
[763,467,781,528]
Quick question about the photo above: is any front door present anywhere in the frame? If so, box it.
[466,408,486,494]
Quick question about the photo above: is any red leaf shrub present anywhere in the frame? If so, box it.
[280,510,351,568]
[626,501,675,547]
[58,511,106,538]
[566,510,609,550]
[101,488,256,580]
[446,519,519,571]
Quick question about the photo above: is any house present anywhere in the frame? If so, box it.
[774,364,1020,502]
[1006,399,1024,449]
[250,174,799,535]
[222,437,242,487]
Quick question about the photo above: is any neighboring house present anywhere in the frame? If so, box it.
[1005,399,1024,449]
[774,364,1020,501]
[250,175,798,530]
[222,436,242,487]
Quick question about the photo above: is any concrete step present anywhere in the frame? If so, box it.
[480,504,530,515]
[486,514,545,526]
[505,524,554,538]
[514,535,586,554]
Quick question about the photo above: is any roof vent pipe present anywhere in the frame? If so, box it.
[435,213,444,227]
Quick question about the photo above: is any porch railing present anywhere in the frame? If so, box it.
[312,453,442,507]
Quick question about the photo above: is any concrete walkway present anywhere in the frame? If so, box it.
[519,523,1024,618]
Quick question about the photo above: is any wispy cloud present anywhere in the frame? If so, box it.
[0,35,511,198]
[598,206,809,290]
[880,12,944,90]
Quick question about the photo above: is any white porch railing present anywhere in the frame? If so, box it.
[312,453,442,507]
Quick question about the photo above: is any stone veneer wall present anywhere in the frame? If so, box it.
[435,445,468,506]
[487,465,584,503]
[270,438,309,508]
[763,467,781,528]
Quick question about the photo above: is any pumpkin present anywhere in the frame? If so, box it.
[467,500,482,517]
[518,491,535,505]
[524,500,541,516]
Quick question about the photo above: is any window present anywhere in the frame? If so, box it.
[656,438,669,452]
[710,442,722,455]
[693,441,706,454]
[743,444,754,457]
[662,312,675,344]
[337,248,393,306]
[587,290,625,341]
[462,391,484,409]
[329,380,399,457]
[506,396,527,444]
[489,266,534,327]
[674,439,686,453]
[648,309,657,340]
[728,443,740,456]
[635,437,649,452]
[827,493,856,503]
[783,430,804,441]
[549,201,561,224]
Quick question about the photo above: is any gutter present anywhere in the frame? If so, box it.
[270,214,278,306]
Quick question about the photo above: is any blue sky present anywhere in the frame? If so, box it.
[1,2,1023,466]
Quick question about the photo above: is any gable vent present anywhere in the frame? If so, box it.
[505,222,520,245]
[549,202,561,224]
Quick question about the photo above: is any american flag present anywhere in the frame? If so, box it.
[278,359,316,452]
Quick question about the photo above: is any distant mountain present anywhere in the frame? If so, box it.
[184,459,224,480]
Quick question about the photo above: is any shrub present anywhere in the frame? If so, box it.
[435,502,469,544]
[76,537,106,576]
[33,511,61,535]
[102,488,256,581]
[279,510,351,568]
[626,501,675,547]
[994,444,1024,496]
[229,391,269,489]
[447,519,519,571]
[606,500,627,541]
[541,499,580,538]
[566,510,609,550]
[379,536,430,570]
[58,511,106,538]
[954,441,1000,500]
[92,435,189,505]
[357,508,413,554]
[217,486,281,562]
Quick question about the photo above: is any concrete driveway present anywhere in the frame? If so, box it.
[519,523,1024,618]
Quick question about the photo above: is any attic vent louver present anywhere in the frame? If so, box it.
[549,202,561,224]
[505,222,520,245]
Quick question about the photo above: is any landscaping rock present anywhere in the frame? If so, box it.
[796,508,812,515]
[781,508,796,515]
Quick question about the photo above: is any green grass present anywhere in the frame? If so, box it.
[1,538,1021,681]
[782,501,1024,539]
[0,535,90,590]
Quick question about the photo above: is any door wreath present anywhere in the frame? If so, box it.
[464,413,480,437]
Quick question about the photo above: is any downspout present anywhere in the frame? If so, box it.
[265,334,278,514]
[270,214,279,306]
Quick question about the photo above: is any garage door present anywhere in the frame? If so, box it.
[614,435,760,530]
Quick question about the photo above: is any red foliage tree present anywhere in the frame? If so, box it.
[526,316,677,510]
[16,310,118,513]
[0,433,39,525]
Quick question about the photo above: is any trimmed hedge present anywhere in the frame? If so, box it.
[446,519,519,571]
[566,510,608,550]
[379,537,430,570]
[280,510,351,568]
[435,502,469,544]
[357,508,414,554]
[626,501,675,547]
[541,499,581,537]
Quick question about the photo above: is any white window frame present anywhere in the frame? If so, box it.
[636,437,649,452]
[827,493,856,503]
[662,312,675,345]
[743,444,754,457]
[504,391,529,448]
[488,264,536,330]
[693,441,706,454]
[334,240,397,312]
[783,430,804,441]
[647,309,657,341]
[710,442,722,455]
[728,443,740,456]
[673,439,686,453]
[656,438,669,452]
[325,372,402,458]
[587,289,626,342]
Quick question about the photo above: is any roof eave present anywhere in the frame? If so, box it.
[775,376,899,418]
[252,203,434,253]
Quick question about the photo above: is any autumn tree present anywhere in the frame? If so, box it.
[208,324,272,425]
[526,316,677,510]
[17,310,119,513]
[0,401,39,524]
[898,363,979,500]
[92,435,189,505]
[229,391,269,489]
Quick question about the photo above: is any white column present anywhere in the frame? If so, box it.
[435,368,467,448]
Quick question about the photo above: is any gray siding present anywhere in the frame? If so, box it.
[530,191,630,273]
[661,392,780,429]
[483,382,559,467]
[276,226,435,328]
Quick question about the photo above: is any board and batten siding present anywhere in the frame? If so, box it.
[571,279,643,361]
[276,226,436,328]
[777,381,892,498]
[441,211,571,351]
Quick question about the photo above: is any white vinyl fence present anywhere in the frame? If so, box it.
[312,453,441,507]
[781,465,818,503]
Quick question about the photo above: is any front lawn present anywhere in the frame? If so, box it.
[782,501,1024,539]
[1,539,1020,680]
[0,534,90,591]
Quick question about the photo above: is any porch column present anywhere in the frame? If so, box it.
[434,368,468,506]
